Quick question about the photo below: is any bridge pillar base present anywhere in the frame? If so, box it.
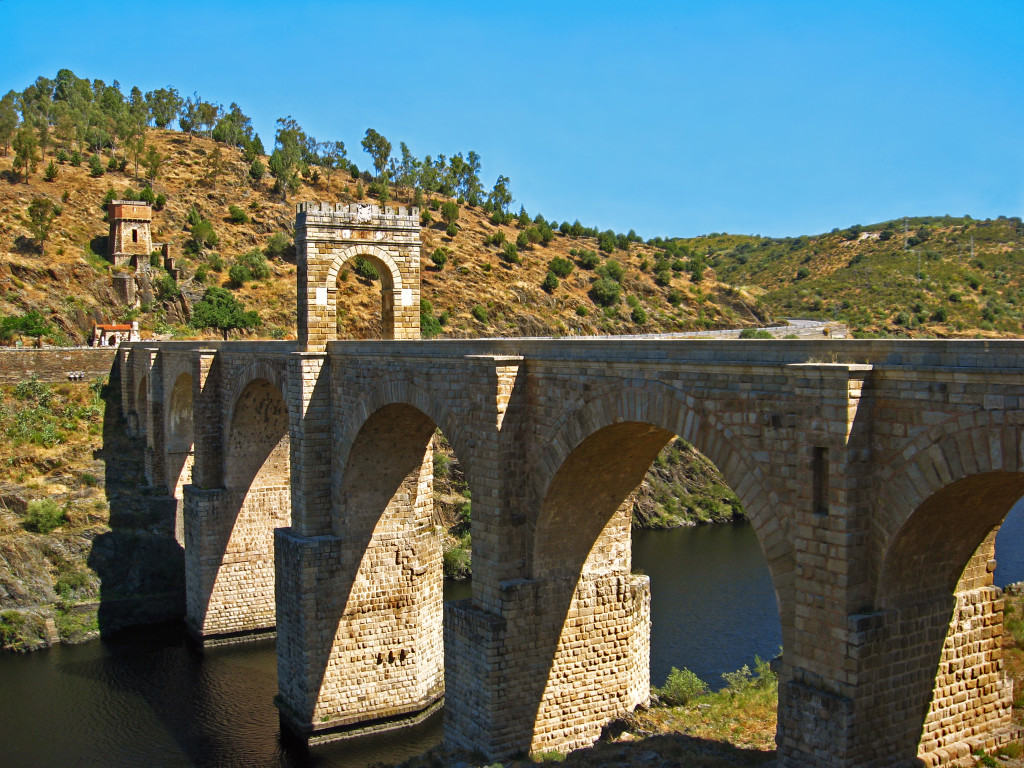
[275,525,443,740]
[444,573,650,760]
[184,485,281,642]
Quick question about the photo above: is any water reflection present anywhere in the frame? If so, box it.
[0,524,780,768]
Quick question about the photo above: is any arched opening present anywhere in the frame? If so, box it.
[166,372,194,499]
[334,253,396,339]
[201,378,290,637]
[876,471,1024,762]
[525,420,784,755]
[304,402,464,735]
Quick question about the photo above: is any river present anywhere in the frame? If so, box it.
[2,511,1023,768]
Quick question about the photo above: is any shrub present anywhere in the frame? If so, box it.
[471,304,489,324]
[106,155,119,172]
[631,305,648,324]
[445,223,458,237]
[654,269,671,287]
[667,289,684,306]
[440,200,459,225]
[23,499,65,533]
[153,274,180,300]
[421,299,442,338]
[590,277,621,307]
[352,256,380,281]
[577,249,600,269]
[44,161,58,181]
[599,259,624,282]
[228,263,253,287]
[154,193,167,210]
[796,267,810,279]
[739,329,774,339]
[238,249,271,279]
[264,232,293,261]
[500,242,521,265]
[88,154,104,177]
[420,209,432,227]
[548,257,574,279]
[656,667,707,706]
[516,231,529,251]
[575,305,589,317]
[228,205,249,224]
[541,272,559,293]
[431,248,449,269]
[443,545,472,580]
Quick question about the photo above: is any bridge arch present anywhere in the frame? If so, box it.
[871,419,1024,762]
[520,380,791,755]
[294,389,471,733]
[185,373,291,641]
[165,371,194,499]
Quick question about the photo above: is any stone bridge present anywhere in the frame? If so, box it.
[117,203,1024,767]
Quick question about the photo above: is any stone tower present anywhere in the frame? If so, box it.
[108,200,153,267]
[294,202,421,350]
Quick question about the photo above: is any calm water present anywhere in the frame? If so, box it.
[2,512,1022,768]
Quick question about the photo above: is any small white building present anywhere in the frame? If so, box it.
[93,322,140,347]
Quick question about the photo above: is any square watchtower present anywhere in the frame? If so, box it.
[108,201,153,267]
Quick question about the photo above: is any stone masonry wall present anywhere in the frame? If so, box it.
[0,348,117,383]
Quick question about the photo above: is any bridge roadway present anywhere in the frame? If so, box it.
[119,334,1024,767]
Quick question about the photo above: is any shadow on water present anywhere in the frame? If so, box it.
[88,360,185,637]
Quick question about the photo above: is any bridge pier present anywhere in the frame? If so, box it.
[274,441,444,742]
[445,572,650,759]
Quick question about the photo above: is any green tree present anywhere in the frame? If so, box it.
[26,198,56,253]
[143,145,163,181]
[190,286,260,340]
[12,126,39,183]
[145,86,183,129]
[249,157,266,185]
[441,200,460,227]
[43,160,58,181]
[487,175,513,215]
[268,116,306,202]
[590,277,621,307]
[0,310,53,346]
[0,91,18,156]
[361,128,392,182]
[316,140,346,191]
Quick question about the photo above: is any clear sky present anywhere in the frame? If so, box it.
[1,0,1021,239]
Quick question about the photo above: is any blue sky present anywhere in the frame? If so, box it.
[1,0,1021,239]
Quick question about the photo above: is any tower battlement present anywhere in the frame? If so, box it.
[295,202,420,230]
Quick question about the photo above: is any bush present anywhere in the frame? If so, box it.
[440,200,459,225]
[23,499,65,533]
[70,150,82,167]
[88,154,104,177]
[228,205,249,224]
[420,209,433,227]
[500,242,521,265]
[445,223,458,237]
[541,272,559,293]
[654,269,672,287]
[264,232,293,261]
[577,249,600,269]
[430,248,448,269]
[590,277,621,307]
[575,305,589,317]
[548,257,574,279]
[44,160,58,181]
[739,329,774,339]
[667,289,684,306]
[598,259,624,282]
[516,231,529,251]
[421,299,442,338]
[443,545,471,580]
[228,263,253,287]
[656,667,707,706]
[631,305,648,324]
[154,193,167,210]
[471,304,489,324]
[106,155,119,172]
[796,267,810,279]
[153,274,180,300]
[352,256,380,281]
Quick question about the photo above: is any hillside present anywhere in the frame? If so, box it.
[0,129,773,345]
